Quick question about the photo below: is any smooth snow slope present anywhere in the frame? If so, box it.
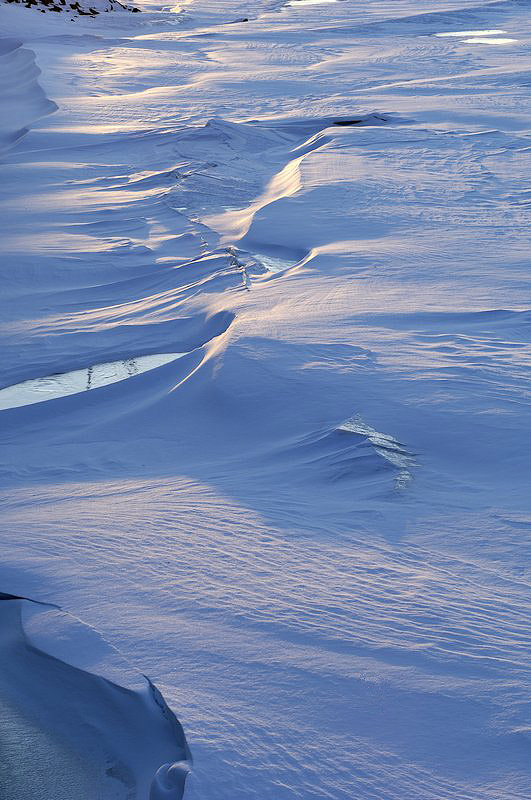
[0,0,530,798]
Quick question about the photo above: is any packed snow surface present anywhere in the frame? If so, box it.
[0,0,530,798]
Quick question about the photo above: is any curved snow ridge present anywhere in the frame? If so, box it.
[195,114,388,247]
[0,593,191,800]
[0,319,231,411]
[0,302,235,414]
[0,37,57,155]
[1,247,240,392]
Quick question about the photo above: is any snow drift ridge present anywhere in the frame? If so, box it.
[0,594,191,799]
[0,37,56,155]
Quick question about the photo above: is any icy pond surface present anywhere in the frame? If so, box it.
[434,29,517,44]
[0,353,187,410]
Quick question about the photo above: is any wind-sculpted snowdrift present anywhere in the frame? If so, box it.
[0,37,56,154]
[0,592,191,800]
[167,115,388,254]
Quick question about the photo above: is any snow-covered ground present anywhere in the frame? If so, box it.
[0,0,530,798]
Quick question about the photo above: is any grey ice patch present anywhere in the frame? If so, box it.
[0,353,188,411]
[338,415,416,489]
[434,30,506,37]
[243,244,305,276]
[250,252,293,274]
[434,30,517,45]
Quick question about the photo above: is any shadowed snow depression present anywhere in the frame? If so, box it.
[0,0,530,799]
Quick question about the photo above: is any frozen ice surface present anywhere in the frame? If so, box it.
[434,30,507,36]
[0,353,188,410]
[338,415,415,489]
[463,37,517,44]
[1,0,531,798]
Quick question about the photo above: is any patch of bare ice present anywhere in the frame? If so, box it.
[338,415,416,489]
[0,353,188,411]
